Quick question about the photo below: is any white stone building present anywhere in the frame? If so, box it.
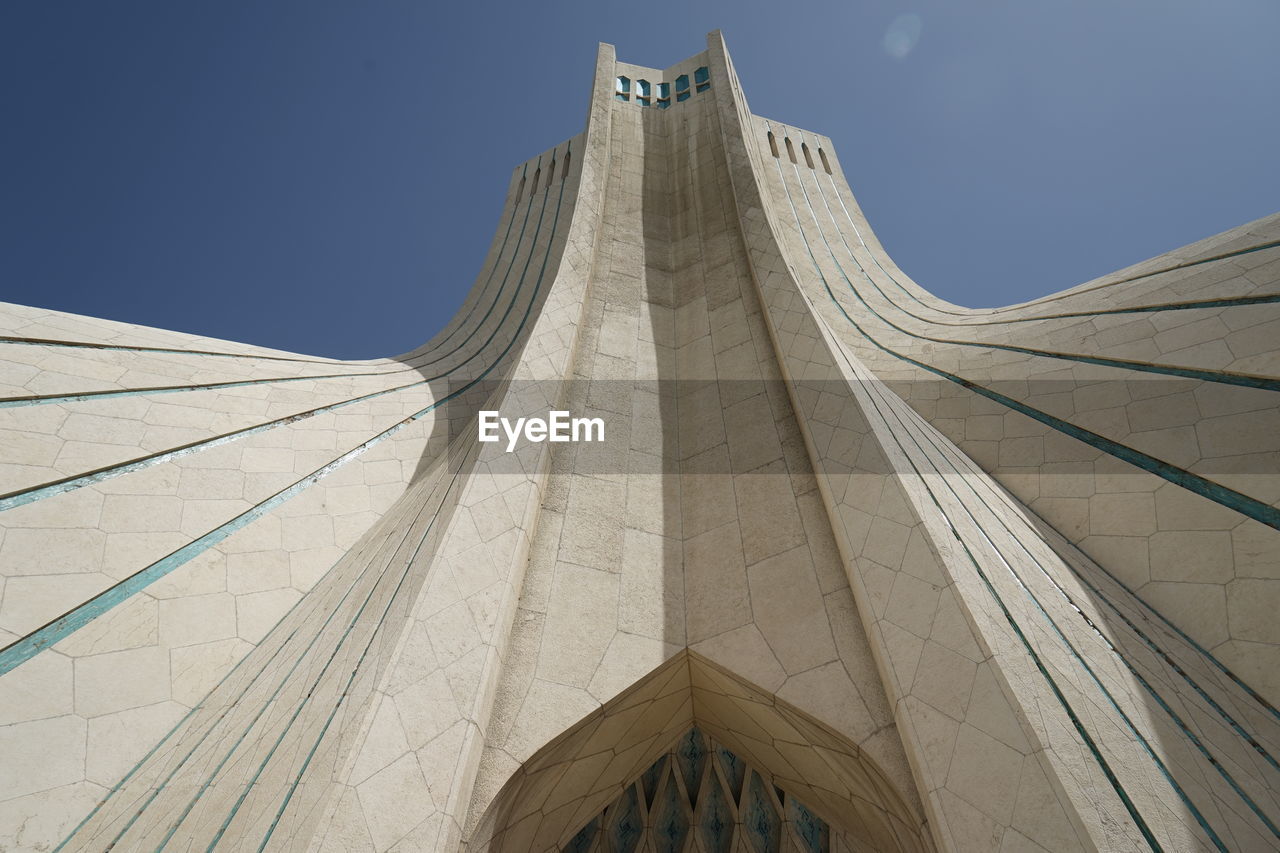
[2,31,1279,852]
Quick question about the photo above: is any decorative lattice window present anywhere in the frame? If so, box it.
[675,73,690,102]
[561,728,840,853]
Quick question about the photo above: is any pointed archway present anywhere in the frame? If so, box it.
[468,651,933,852]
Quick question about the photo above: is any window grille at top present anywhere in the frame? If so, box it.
[614,69,710,108]
[675,73,690,102]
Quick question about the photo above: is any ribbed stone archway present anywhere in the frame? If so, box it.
[467,651,932,853]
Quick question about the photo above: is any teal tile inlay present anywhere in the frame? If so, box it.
[404,164,529,356]
[715,743,744,800]
[153,489,450,851]
[786,797,829,853]
[675,726,708,808]
[866,375,1280,839]
[768,139,1169,850]
[819,166,1280,327]
[59,474,454,852]
[904,381,1280,759]
[800,163,1280,393]
[0,146,566,679]
[810,157,1280,325]
[254,144,573,851]
[743,771,781,853]
[0,191,541,409]
[642,755,666,810]
[0,335,341,364]
[163,478,460,851]
[564,729,841,853]
[49,451,454,849]
[775,141,1280,535]
[606,785,643,853]
[775,138,1280,847]
[653,767,690,853]
[0,436,380,676]
[229,477,466,853]
[51,552,344,850]
[0,156,545,515]
[850,353,1223,850]
[991,288,1280,325]
[807,147,1280,725]
[0,371,378,409]
[696,771,733,853]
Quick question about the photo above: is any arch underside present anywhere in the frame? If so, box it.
[470,651,931,853]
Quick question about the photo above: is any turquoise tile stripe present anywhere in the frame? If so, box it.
[0,372,368,408]
[153,469,461,852]
[247,142,571,853]
[769,138,1280,534]
[860,363,1277,842]
[765,140,1166,848]
[1,171,531,412]
[785,140,1280,845]
[0,148,565,678]
[766,136,1280,848]
[0,335,341,364]
[934,289,1280,327]
[814,165,1280,324]
[901,382,1280,749]
[805,161,1280,392]
[54,451,453,852]
[808,132,1280,725]
[854,358,1230,849]
[0,158,543,513]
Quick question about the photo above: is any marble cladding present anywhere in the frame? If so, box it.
[1,29,1277,853]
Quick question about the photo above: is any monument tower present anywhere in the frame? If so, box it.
[2,32,1279,852]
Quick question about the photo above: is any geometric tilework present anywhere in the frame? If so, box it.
[561,727,840,853]
[470,650,930,853]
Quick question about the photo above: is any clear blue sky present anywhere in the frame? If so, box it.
[3,1,1277,359]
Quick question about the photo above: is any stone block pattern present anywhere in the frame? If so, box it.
[710,29,1280,850]
[1,29,1278,853]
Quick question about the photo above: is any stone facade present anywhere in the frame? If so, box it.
[1,31,1278,852]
